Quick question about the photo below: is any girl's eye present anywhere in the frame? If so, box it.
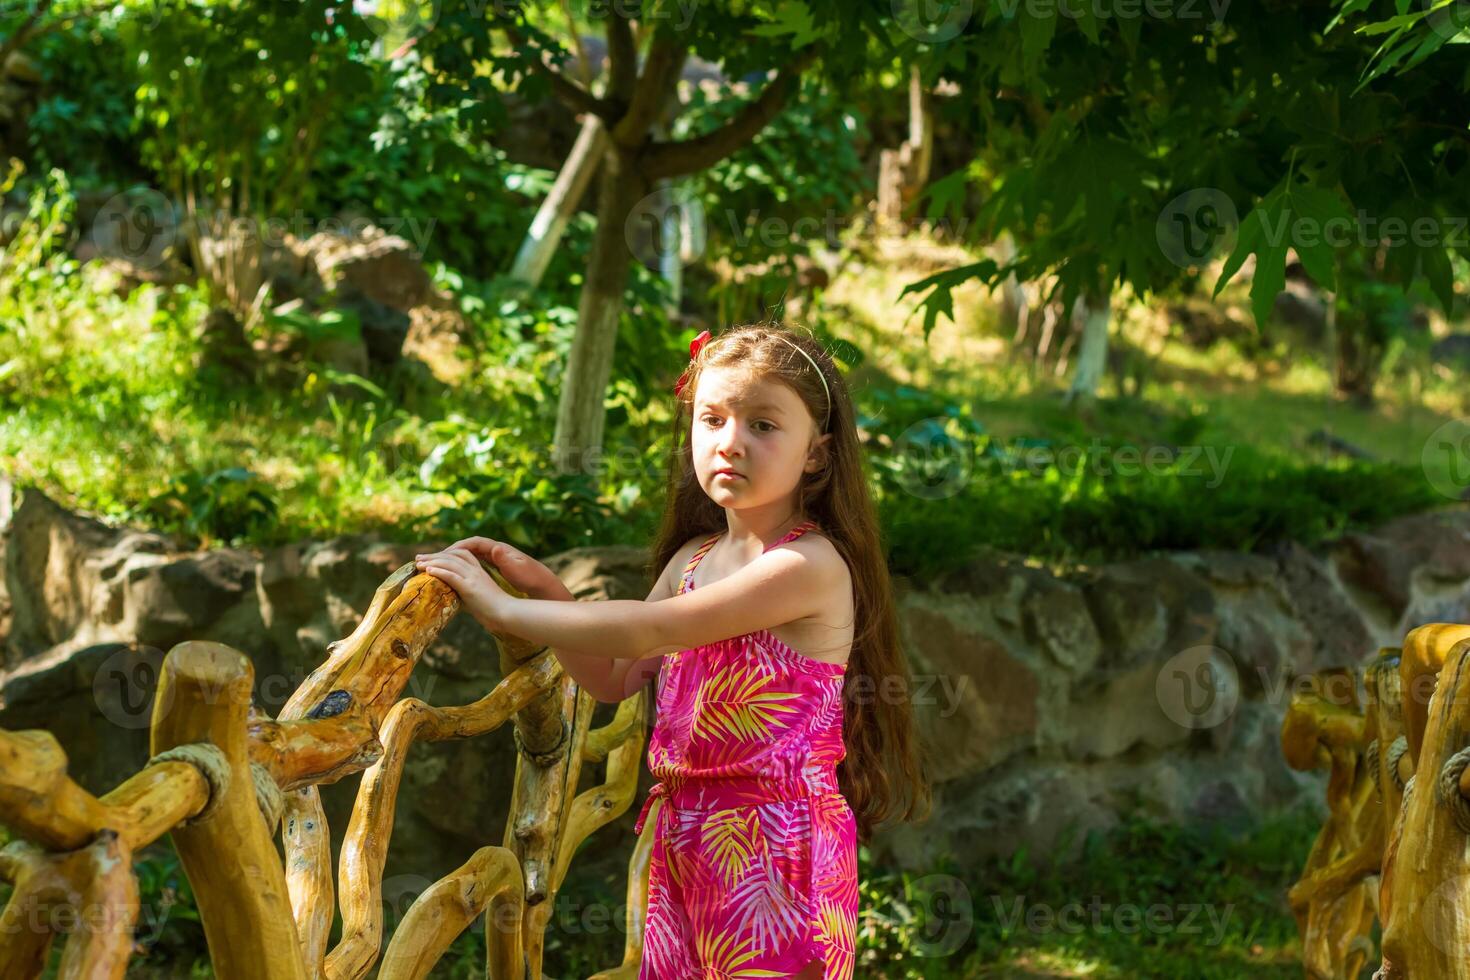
[699,415,776,431]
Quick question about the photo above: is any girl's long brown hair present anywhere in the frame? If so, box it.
[647,321,932,843]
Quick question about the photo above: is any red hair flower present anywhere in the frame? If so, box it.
[673,329,711,397]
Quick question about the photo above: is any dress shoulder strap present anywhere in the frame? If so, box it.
[762,519,820,553]
[678,531,723,594]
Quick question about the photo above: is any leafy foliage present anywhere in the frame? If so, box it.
[128,0,373,219]
[312,53,537,277]
[686,74,868,267]
[907,0,1467,335]
[139,467,280,547]
[861,384,1442,577]
[20,8,140,187]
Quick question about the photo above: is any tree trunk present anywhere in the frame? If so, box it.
[528,34,808,472]
[875,64,932,231]
[1064,287,1112,408]
[650,120,684,313]
[996,232,1031,344]
[509,113,608,288]
[906,61,933,191]
[1335,324,1380,408]
[552,145,645,474]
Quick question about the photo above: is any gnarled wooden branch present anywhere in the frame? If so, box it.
[282,786,333,971]
[589,799,658,980]
[149,642,307,980]
[1284,654,1391,979]
[378,846,524,980]
[1378,629,1470,978]
[0,831,140,980]
[326,653,561,980]
[0,730,208,853]
[554,692,645,892]
[1399,624,1470,762]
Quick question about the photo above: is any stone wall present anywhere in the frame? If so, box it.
[4,483,1469,880]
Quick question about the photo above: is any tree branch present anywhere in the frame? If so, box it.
[611,33,686,146]
[605,11,637,102]
[503,24,615,121]
[641,47,818,179]
[0,0,55,67]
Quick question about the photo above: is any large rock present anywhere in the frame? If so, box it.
[4,484,1470,879]
[899,590,1045,780]
[258,224,470,380]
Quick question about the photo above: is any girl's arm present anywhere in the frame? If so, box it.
[423,537,682,704]
[429,537,628,700]
[417,538,841,662]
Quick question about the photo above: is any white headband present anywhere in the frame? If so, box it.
[776,336,831,432]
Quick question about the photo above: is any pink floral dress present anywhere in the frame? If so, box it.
[633,519,859,979]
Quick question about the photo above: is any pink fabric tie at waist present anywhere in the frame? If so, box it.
[633,770,843,836]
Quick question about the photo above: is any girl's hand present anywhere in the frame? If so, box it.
[441,536,573,602]
[413,546,511,632]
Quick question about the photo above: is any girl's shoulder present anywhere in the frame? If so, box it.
[776,526,849,578]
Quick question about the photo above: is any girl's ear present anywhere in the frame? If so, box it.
[805,432,833,472]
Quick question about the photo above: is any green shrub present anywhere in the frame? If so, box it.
[138,467,280,547]
[22,7,141,188]
[312,54,543,278]
[864,385,1443,577]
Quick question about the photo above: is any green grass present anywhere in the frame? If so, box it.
[824,231,1467,492]
[953,807,1324,979]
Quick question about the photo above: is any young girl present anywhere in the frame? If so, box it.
[414,323,930,979]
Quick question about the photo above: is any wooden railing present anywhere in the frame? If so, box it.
[0,560,658,979]
[1285,624,1470,979]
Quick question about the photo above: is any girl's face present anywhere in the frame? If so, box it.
[690,365,829,511]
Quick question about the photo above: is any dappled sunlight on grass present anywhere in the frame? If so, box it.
[952,807,1320,979]
[817,234,1467,514]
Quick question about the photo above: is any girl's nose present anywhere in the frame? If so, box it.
[717,421,744,454]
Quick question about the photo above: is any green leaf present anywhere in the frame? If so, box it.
[1068,0,1101,44]
[898,260,1000,340]
[1020,5,1058,69]
[747,1,825,47]
[1356,11,1421,35]
[1212,196,1268,299]
[1288,185,1352,291]
[1422,241,1455,315]
[921,168,969,223]
[1210,186,1290,325]
[1250,225,1290,328]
